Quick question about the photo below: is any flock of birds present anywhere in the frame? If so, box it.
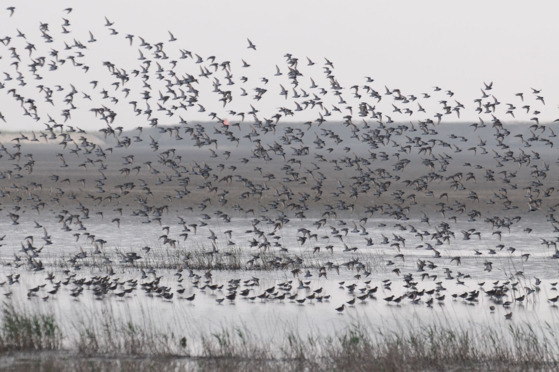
[1,6,559,322]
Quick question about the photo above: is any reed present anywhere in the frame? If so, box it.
[0,302,62,352]
[1,301,558,371]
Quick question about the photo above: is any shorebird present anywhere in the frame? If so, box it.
[185,294,195,303]
[0,7,557,344]
[247,38,256,50]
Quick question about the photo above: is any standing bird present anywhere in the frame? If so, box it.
[185,294,195,303]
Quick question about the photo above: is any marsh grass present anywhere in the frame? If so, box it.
[72,304,181,357]
[190,321,559,371]
[0,302,62,352]
[44,241,387,278]
[1,301,559,371]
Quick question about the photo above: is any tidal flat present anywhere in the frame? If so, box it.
[1,4,559,371]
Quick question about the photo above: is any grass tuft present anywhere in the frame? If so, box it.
[0,302,62,352]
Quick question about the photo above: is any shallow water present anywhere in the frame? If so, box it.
[1,122,559,347]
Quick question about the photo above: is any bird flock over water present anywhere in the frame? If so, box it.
[1,6,559,320]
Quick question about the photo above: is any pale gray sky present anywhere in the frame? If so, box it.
[1,0,558,130]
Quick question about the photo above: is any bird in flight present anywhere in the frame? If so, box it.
[247,38,256,50]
